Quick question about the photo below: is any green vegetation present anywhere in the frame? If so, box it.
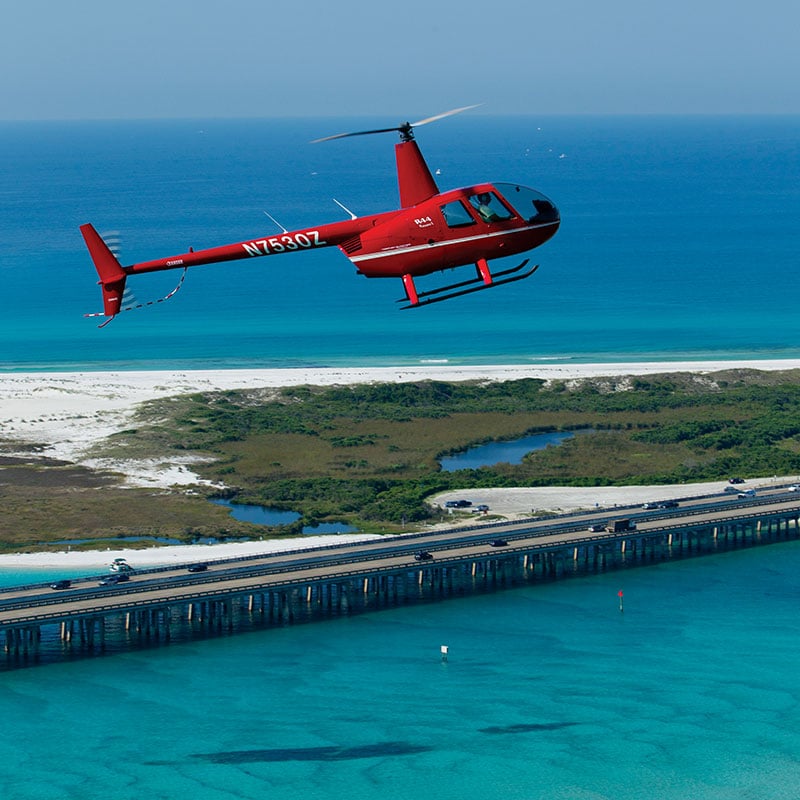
[0,455,259,552]
[3,368,800,549]
[104,368,800,526]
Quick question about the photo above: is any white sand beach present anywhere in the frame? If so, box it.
[2,360,798,569]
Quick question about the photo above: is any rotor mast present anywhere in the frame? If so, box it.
[312,105,480,208]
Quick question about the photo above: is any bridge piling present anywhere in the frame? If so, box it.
[3,501,800,671]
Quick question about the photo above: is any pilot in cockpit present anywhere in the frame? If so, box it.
[473,193,502,222]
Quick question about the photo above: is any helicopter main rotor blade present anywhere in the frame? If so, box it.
[311,104,481,144]
[409,104,482,128]
[311,127,402,143]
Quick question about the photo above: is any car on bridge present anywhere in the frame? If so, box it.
[99,573,130,586]
[50,579,72,590]
[187,563,209,572]
[644,500,679,509]
[414,551,434,561]
[490,539,508,547]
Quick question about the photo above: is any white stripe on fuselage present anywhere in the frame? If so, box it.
[348,221,557,264]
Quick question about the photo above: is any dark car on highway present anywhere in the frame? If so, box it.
[490,539,508,547]
[414,551,434,561]
[50,579,72,590]
[187,563,209,572]
[99,573,130,586]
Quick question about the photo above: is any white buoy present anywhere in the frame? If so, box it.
[440,645,449,662]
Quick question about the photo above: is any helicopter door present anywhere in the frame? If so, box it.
[467,192,513,223]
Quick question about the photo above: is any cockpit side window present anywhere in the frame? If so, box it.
[468,192,513,223]
[440,200,476,228]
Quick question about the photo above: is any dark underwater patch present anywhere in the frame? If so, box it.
[479,722,578,734]
[192,740,432,763]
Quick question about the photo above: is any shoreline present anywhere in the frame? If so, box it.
[0,534,385,572]
[3,360,798,473]
[2,360,799,570]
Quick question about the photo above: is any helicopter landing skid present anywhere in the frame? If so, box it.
[398,260,537,309]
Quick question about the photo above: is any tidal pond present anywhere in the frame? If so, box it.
[440,430,585,471]
[210,499,357,534]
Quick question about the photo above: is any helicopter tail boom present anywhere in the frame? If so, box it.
[80,224,128,318]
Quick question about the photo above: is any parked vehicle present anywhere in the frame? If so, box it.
[445,500,472,508]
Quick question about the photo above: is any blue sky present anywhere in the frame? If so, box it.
[2,0,798,120]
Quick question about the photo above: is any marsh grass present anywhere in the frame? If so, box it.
[4,370,800,550]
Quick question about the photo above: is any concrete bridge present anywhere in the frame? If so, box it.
[2,489,799,669]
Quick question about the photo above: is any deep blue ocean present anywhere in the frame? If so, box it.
[2,114,799,370]
[2,117,800,798]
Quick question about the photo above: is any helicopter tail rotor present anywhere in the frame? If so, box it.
[80,224,128,319]
[81,224,188,326]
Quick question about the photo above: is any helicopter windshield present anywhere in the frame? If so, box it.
[495,183,559,224]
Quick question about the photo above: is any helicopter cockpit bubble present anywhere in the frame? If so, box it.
[495,183,560,225]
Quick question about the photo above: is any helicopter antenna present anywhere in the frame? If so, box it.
[263,210,288,234]
[311,104,481,144]
[332,198,357,220]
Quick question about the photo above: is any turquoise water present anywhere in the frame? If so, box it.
[3,116,800,798]
[2,541,799,799]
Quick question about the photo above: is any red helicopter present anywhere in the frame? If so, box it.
[80,106,560,323]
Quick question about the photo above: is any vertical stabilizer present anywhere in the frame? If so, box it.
[80,223,127,317]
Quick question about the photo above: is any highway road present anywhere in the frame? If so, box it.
[2,485,799,628]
